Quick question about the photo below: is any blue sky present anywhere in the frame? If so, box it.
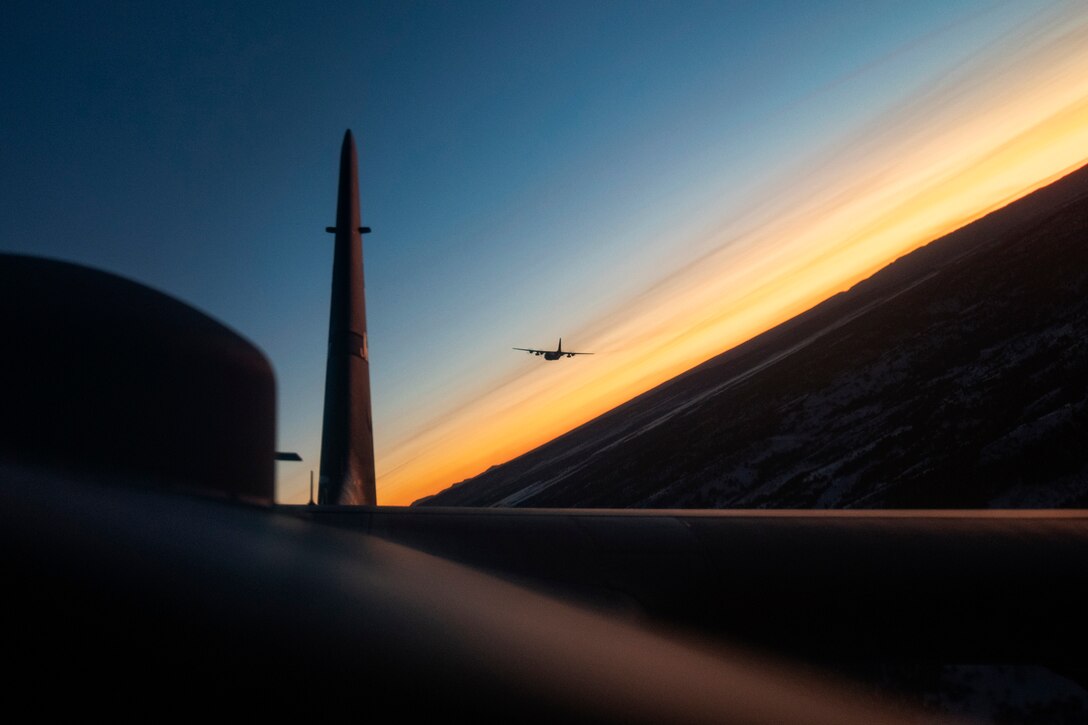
[3,1,1086,503]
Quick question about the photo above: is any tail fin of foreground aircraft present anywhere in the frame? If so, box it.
[317,129,377,506]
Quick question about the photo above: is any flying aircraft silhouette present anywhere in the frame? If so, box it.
[513,338,593,360]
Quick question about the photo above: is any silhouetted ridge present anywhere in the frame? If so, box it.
[421,163,1088,508]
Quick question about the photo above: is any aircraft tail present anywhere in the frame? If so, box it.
[558,338,562,353]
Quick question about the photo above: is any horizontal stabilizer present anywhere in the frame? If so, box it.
[325,226,372,234]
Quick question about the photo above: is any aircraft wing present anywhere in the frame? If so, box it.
[2,469,930,723]
[512,348,594,356]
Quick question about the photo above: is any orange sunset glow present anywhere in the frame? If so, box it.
[376,10,1088,505]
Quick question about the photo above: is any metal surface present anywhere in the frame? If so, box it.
[318,130,377,505]
[0,253,275,503]
[302,505,1088,664]
[1,464,929,723]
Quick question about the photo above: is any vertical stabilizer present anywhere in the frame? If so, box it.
[318,130,377,505]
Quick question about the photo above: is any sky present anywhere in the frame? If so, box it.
[4,1,1088,505]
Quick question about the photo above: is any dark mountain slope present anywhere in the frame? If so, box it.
[421,164,1088,508]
